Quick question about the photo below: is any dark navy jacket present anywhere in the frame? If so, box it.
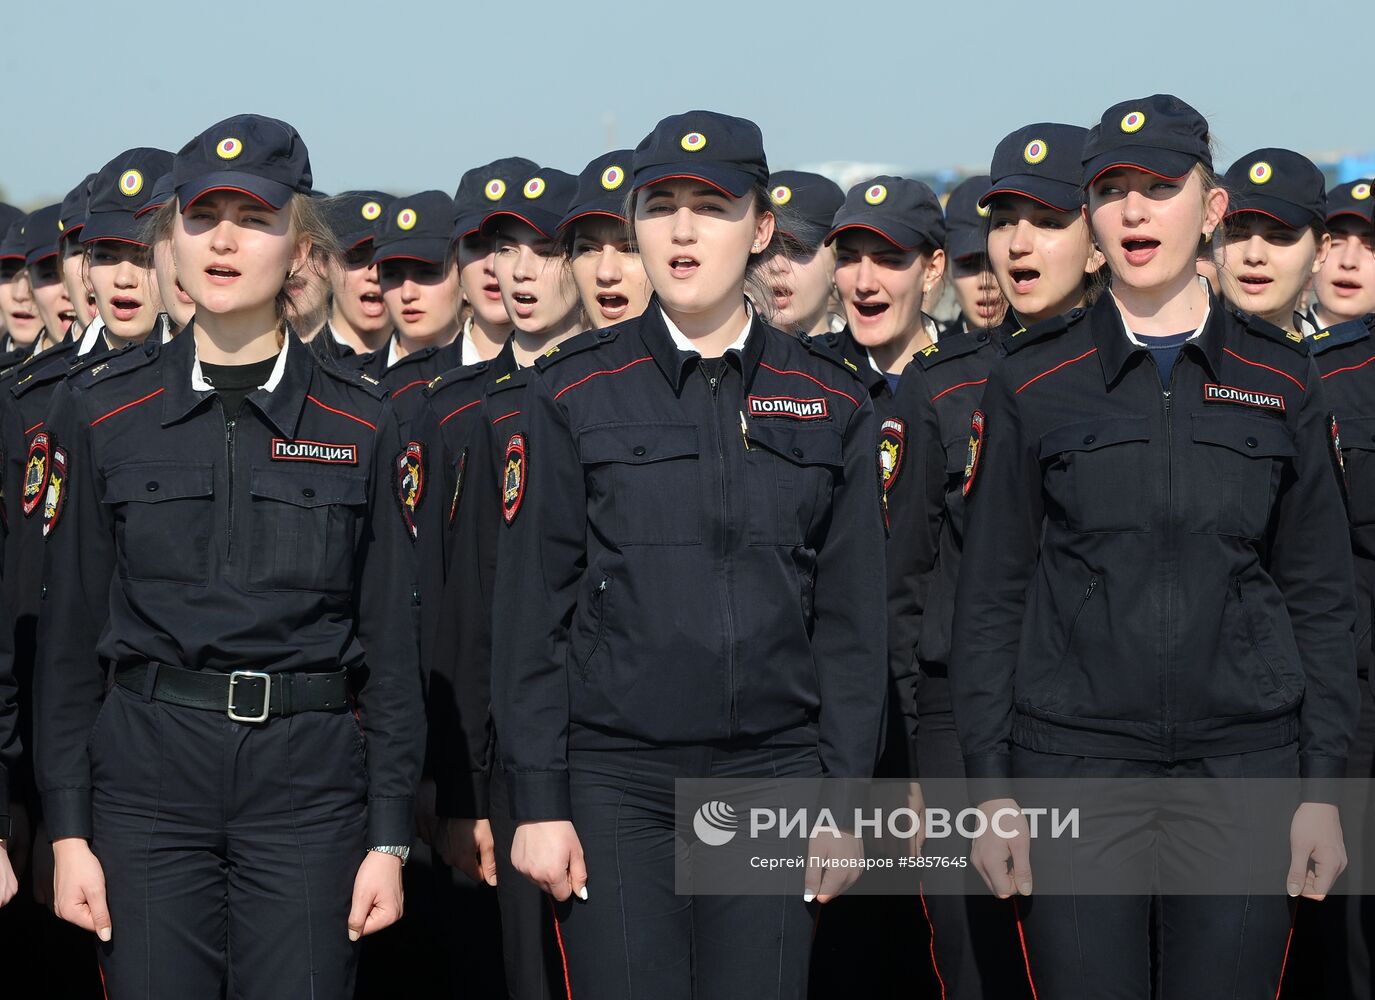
[951,294,1357,796]
[34,329,424,844]
[492,301,888,821]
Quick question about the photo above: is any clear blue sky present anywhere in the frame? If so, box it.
[4,0,1371,207]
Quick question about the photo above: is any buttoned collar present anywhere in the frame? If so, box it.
[640,295,765,392]
[162,323,310,438]
[1093,283,1222,387]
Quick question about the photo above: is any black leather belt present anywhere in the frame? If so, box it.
[115,663,351,723]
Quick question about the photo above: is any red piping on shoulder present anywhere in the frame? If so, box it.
[553,356,654,401]
[758,361,860,407]
[931,378,988,403]
[1016,349,1098,395]
[1223,347,1305,392]
[90,387,166,427]
[306,394,378,431]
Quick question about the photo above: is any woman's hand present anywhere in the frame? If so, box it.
[512,820,587,902]
[348,851,405,941]
[0,842,17,907]
[52,838,111,940]
[805,829,865,903]
[436,818,498,886]
[1287,802,1346,900]
[969,798,1033,899]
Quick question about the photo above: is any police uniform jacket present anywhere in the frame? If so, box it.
[950,293,1358,795]
[886,324,1001,734]
[34,328,425,845]
[413,341,519,818]
[1308,312,1375,686]
[492,298,888,821]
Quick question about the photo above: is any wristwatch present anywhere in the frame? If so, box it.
[368,845,410,866]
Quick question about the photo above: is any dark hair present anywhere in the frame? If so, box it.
[488,219,588,332]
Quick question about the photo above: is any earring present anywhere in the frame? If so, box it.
[752,242,760,250]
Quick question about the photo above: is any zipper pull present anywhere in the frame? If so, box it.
[738,410,751,451]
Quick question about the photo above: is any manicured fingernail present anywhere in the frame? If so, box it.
[1287,883,1300,897]
[1020,883,1033,896]
[348,929,360,942]
[803,891,816,903]
[577,886,588,901]
[98,927,111,942]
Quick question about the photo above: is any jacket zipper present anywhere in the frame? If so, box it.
[221,399,237,562]
[576,578,609,679]
[1068,576,1098,643]
[1161,383,1175,756]
[705,365,739,735]
[1233,577,1288,694]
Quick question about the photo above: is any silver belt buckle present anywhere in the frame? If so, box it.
[227,670,272,723]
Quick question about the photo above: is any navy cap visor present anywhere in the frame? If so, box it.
[979,176,1083,212]
[480,207,564,240]
[371,238,451,266]
[176,171,297,211]
[632,163,755,199]
[1226,195,1317,230]
[80,211,152,246]
[825,218,931,252]
[1084,148,1199,187]
[945,225,986,262]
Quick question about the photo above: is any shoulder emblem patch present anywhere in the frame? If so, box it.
[1202,384,1285,413]
[1330,413,1349,504]
[962,410,985,499]
[502,433,527,525]
[747,395,829,420]
[396,441,424,540]
[23,431,50,517]
[41,446,68,537]
[879,417,905,495]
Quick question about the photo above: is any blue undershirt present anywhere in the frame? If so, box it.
[1138,331,1193,387]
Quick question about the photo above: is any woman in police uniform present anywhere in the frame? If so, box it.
[35,114,424,999]
[491,110,887,999]
[950,94,1357,998]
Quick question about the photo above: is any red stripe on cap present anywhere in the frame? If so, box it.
[557,209,628,232]
[553,356,654,400]
[979,188,1077,213]
[1016,348,1098,394]
[479,210,553,238]
[1087,162,1191,186]
[91,387,165,427]
[1321,354,1375,379]
[632,172,737,197]
[824,222,922,252]
[1223,347,1306,392]
[758,361,860,407]
[931,378,988,403]
[183,185,281,211]
[306,393,378,431]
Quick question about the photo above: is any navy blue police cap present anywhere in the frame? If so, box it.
[944,175,993,262]
[23,204,63,266]
[0,204,23,251]
[82,148,177,245]
[982,123,1089,213]
[1082,94,1211,186]
[1326,180,1374,226]
[480,167,577,239]
[768,170,845,249]
[825,176,946,253]
[134,172,175,219]
[173,114,313,211]
[1222,149,1326,230]
[59,174,95,247]
[371,191,457,266]
[453,157,539,240]
[559,150,635,232]
[632,111,769,198]
[323,191,395,251]
[0,214,26,262]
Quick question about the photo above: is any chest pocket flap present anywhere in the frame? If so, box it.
[1337,415,1375,453]
[747,422,843,468]
[1191,412,1296,459]
[578,422,699,465]
[103,462,214,503]
[249,466,368,508]
[1039,415,1151,460]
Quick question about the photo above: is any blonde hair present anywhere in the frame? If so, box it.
[144,192,341,321]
